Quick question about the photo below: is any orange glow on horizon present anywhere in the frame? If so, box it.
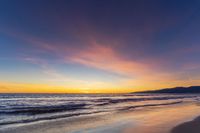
[0,81,199,94]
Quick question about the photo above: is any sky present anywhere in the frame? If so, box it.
[0,0,200,93]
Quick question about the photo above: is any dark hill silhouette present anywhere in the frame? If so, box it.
[135,86,200,94]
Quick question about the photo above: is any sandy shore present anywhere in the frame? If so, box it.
[1,102,200,133]
[171,116,200,133]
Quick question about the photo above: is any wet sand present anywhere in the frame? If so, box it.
[1,102,200,133]
[171,116,200,133]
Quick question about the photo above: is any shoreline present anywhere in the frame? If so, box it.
[1,102,200,133]
[171,116,200,133]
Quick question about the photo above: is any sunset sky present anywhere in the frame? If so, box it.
[0,0,200,93]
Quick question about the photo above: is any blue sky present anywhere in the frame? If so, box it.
[0,0,200,93]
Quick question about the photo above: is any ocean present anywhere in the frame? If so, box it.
[0,93,199,129]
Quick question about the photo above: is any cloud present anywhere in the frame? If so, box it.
[17,34,179,83]
[66,43,151,77]
[11,31,154,79]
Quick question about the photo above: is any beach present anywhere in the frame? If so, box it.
[1,0,200,133]
[1,100,200,133]
[171,115,200,133]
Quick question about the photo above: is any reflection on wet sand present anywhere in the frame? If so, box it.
[1,102,200,133]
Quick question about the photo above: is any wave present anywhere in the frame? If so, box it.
[0,94,198,127]
[96,96,193,106]
[0,101,183,126]
[0,95,194,115]
[0,103,88,115]
[0,111,103,126]
[119,101,183,111]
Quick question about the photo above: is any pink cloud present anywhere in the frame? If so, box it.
[66,43,149,77]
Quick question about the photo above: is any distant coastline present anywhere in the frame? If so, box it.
[134,86,200,94]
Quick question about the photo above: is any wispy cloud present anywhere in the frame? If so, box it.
[67,44,146,76]
[13,33,178,81]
